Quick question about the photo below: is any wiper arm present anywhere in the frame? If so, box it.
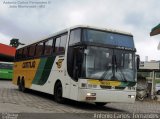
[114,56,127,81]
[115,55,117,72]
[111,55,116,80]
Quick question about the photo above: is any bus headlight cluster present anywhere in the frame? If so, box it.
[87,93,96,96]
[86,93,96,100]
[128,95,135,98]
[81,83,97,88]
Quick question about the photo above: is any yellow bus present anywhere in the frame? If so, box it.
[13,25,138,106]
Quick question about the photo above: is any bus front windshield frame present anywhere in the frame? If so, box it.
[67,28,136,82]
[80,46,136,82]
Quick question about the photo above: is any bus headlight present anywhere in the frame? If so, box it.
[128,95,135,98]
[87,93,96,96]
[131,95,135,98]
[86,93,96,100]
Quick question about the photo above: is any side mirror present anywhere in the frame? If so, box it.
[136,55,140,70]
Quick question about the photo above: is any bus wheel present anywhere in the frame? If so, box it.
[21,79,26,93]
[54,82,64,103]
[18,80,22,91]
[95,102,107,106]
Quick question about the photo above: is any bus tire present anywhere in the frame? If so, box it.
[54,82,64,103]
[21,79,27,93]
[18,79,22,91]
[95,102,107,106]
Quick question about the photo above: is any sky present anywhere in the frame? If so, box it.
[0,0,160,61]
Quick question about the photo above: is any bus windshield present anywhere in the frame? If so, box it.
[83,29,134,49]
[81,46,136,82]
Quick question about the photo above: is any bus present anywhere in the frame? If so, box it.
[0,62,13,80]
[13,25,138,106]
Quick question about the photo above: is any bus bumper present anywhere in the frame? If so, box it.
[78,88,136,103]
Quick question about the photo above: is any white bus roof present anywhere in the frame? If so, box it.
[0,61,13,64]
[18,25,133,49]
[71,25,132,36]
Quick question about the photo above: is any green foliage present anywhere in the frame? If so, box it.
[10,38,25,48]
[10,38,19,48]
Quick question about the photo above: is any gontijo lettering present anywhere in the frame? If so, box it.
[22,61,36,68]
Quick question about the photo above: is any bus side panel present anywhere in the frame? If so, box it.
[27,55,73,98]
[13,59,41,88]
[31,56,55,85]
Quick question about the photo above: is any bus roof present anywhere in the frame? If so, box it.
[18,25,133,49]
[71,25,133,36]
[0,61,13,64]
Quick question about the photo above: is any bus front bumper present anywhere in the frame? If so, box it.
[78,88,136,103]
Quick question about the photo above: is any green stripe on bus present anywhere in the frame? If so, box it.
[38,57,55,85]
[32,57,55,85]
[32,58,47,84]
[120,81,136,87]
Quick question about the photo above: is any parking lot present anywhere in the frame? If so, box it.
[0,80,160,118]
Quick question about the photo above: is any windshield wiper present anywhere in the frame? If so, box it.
[118,68,127,81]
[111,55,118,80]
[114,55,127,82]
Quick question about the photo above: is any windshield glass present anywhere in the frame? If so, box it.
[81,46,135,82]
[83,29,135,48]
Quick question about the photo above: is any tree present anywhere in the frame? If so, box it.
[150,23,160,36]
[10,38,25,48]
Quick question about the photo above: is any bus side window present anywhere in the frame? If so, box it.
[69,29,81,46]
[55,37,61,53]
[28,45,36,57]
[55,34,67,53]
[15,50,19,59]
[16,49,23,59]
[44,39,53,55]
[35,42,44,57]
[22,47,28,58]
[60,34,67,52]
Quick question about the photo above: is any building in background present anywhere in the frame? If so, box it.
[0,43,16,62]
[0,43,15,80]
[139,61,160,99]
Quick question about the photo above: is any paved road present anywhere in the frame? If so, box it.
[0,80,160,119]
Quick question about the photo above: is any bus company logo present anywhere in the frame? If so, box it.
[56,59,64,69]
[22,61,36,68]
